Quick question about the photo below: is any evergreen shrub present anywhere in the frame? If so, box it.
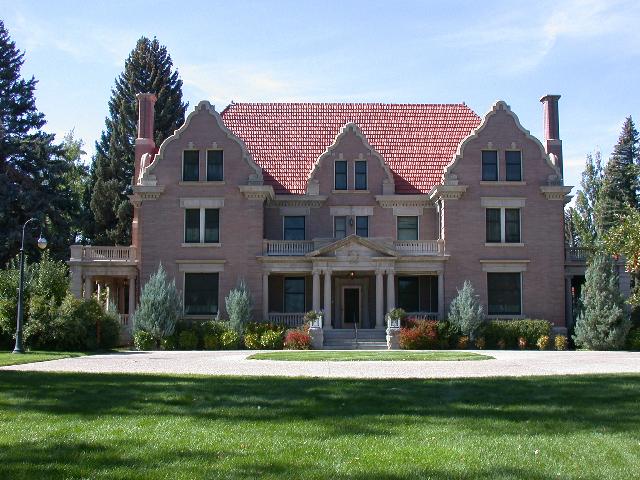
[626,328,640,351]
[537,335,551,351]
[225,280,253,334]
[134,330,154,350]
[220,330,241,350]
[178,330,198,350]
[448,281,484,339]
[260,330,283,349]
[481,320,551,349]
[244,333,261,350]
[554,335,568,351]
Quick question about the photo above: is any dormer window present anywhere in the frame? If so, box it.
[481,150,498,181]
[207,150,223,181]
[506,151,522,181]
[355,161,367,190]
[183,150,199,181]
[334,161,347,190]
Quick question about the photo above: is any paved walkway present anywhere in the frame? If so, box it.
[3,350,640,378]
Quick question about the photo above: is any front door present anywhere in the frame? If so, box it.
[342,287,360,326]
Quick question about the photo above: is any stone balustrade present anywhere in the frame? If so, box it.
[70,245,137,263]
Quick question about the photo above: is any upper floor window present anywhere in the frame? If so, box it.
[183,150,199,181]
[355,161,367,190]
[207,150,223,181]
[486,208,520,243]
[356,216,369,237]
[397,216,418,240]
[487,272,521,315]
[284,277,305,312]
[505,151,522,181]
[284,216,305,240]
[334,216,347,239]
[185,208,219,243]
[184,272,219,315]
[481,150,498,181]
[334,160,347,190]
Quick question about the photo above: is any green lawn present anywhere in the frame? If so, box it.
[0,372,639,479]
[249,350,492,361]
[0,351,86,367]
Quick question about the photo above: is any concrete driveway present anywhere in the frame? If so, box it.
[2,350,640,378]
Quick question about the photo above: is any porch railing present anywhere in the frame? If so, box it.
[405,312,439,321]
[119,314,130,327]
[393,239,444,255]
[565,246,589,263]
[267,312,306,327]
[263,240,314,256]
[70,245,137,262]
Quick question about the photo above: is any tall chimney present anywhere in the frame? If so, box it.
[540,94,563,180]
[134,93,157,184]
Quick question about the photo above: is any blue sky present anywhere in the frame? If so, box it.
[2,0,640,190]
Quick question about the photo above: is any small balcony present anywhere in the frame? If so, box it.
[263,240,315,256]
[263,238,445,256]
[69,245,137,263]
[393,239,444,256]
[565,247,589,263]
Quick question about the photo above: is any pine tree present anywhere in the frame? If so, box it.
[0,20,80,264]
[567,151,603,249]
[573,253,630,350]
[132,264,182,348]
[88,37,187,245]
[447,280,484,339]
[597,117,639,232]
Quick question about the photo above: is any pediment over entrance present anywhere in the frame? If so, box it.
[307,235,397,258]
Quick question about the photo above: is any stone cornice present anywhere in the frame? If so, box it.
[269,194,327,208]
[129,185,165,206]
[428,184,468,201]
[375,194,434,208]
[540,185,573,201]
[238,185,275,202]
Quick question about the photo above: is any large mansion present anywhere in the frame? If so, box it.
[69,93,608,343]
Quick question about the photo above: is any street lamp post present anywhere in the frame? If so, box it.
[13,218,47,354]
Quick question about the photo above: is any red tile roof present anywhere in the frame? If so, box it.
[220,103,481,194]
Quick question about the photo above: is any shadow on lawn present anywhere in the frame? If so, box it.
[0,371,638,438]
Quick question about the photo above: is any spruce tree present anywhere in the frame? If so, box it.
[448,280,484,339]
[88,37,187,245]
[0,20,80,264]
[597,117,639,231]
[573,253,630,350]
[225,280,253,334]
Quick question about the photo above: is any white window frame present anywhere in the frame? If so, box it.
[396,215,420,241]
[183,208,220,244]
[484,207,522,245]
[205,149,224,182]
[354,160,368,190]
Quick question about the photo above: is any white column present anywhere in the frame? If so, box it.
[84,275,93,299]
[438,272,445,320]
[375,270,384,329]
[312,270,321,312]
[323,270,332,329]
[128,276,136,317]
[262,272,269,321]
[386,270,395,312]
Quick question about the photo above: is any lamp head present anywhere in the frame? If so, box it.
[37,235,47,250]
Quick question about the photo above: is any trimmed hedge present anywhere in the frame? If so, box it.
[480,319,552,349]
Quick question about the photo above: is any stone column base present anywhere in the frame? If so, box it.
[386,327,401,350]
[309,327,324,350]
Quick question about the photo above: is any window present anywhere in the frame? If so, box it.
[207,150,223,181]
[284,277,305,313]
[481,150,498,181]
[185,209,200,243]
[355,161,367,190]
[487,272,521,315]
[204,209,219,243]
[334,160,347,190]
[183,150,199,181]
[185,208,219,243]
[505,151,522,181]
[284,216,305,240]
[334,216,347,239]
[397,216,418,240]
[397,276,439,313]
[184,273,219,315]
[486,208,520,243]
[355,216,369,237]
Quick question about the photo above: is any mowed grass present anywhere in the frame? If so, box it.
[0,351,86,367]
[0,372,639,479]
[249,350,492,361]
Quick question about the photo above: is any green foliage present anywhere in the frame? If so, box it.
[567,151,603,248]
[537,335,551,351]
[554,335,568,351]
[225,279,253,334]
[573,253,631,350]
[481,320,552,349]
[386,308,406,324]
[88,37,187,245]
[134,330,154,350]
[447,280,484,339]
[161,335,177,351]
[626,328,640,351]
[220,330,241,350]
[260,330,284,349]
[178,330,198,350]
[604,208,640,306]
[133,264,182,348]
[244,333,261,350]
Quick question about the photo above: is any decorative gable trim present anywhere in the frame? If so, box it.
[139,101,263,186]
[443,100,561,182]
[307,234,397,258]
[428,185,468,201]
[375,194,433,209]
[239,185,275,201]
[129,185,165,207]
[306,122,395,195]
[269,194,327,208]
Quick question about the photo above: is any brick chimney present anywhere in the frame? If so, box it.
[540,94,563,179]
[134,93,157,185]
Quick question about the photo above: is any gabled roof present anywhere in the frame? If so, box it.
[220,102,481,194]
[307,235,397,258]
